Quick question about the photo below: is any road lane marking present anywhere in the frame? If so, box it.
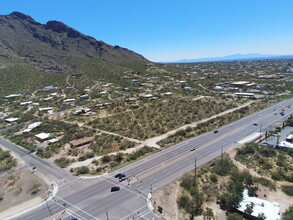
[129,125,243,185]
[120,205,148,220]
[54,195,100,220]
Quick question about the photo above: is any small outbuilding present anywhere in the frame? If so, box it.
[69,137,94,148]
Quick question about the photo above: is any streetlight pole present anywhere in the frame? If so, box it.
[259,123,262,140]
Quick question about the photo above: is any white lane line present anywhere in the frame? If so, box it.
[140,210,152,218]
[54,195,99,220]
[101,176,147,197]
[120,205,148,220]
[52,200,87,220]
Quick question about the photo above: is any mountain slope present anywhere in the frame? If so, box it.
[0,12,149,94]
[0,12,147,71]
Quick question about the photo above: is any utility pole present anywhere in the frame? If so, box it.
[221,146,224,175]
[106,211,109,220]
[259,123,262,140]
[194,157,197,177]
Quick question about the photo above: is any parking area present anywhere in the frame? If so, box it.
[265,126,293,146]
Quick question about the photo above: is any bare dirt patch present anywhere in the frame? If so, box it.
[153,180,189,220]
[0,168,49,219]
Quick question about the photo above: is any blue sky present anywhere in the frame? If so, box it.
[1,0,293,62]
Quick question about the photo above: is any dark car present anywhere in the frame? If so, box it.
[213,130,218,134]
[115,173,126,178]
[119,177,126,182]
[253,123,258,126]
[70,217,78,220]
[111,186,120,192]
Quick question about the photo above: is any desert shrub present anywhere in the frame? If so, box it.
[178,194,193,215]
[114,153,124,162]
[211,155,236,176]
[110,161,119,168]
[101,155,112,163]
[85,152,95,159]
[54,158,72,168]
[282,206,293,220]
[76,166,89,175]
[95,167,103,173]
[236,143,257,156]
[259,147,276,157]
[0,149,17,172]
[281,185,293,197]
[218,193,242,211]
[253,177,276,190]
[226,212,243,220]
[210,173,218,183]
[271,169,286,181]
[30,183,41,195]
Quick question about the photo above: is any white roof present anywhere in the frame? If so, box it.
[278,141,293,149]
[145,94,154,98]
[35,133,51,140]
[5,117,19,123]
[48,138,59,143]
[63,98,75,102]
[20,101,32,106]
[235,92,254,96]
[39,107,53,111]
[43,97,53,101]
[27,122,41,129]
[238,189,281,220]
[286,134,293,140]
[23,121,41,133]
[23,128,32,133]
[80,94,89,98]
[5,94,22,98]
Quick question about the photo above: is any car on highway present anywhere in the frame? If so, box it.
[70,217,78,220]
[229,124,233,127]
[190,147,196,151]
[253,123,258,126]
[119,177,126,182]
[115,173,125,178]
[111,186,120,192]
[213,130,218,134]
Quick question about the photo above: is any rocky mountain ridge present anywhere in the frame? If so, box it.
[0,11,147,72]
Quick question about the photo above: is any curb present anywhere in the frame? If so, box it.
[4,182,59,220]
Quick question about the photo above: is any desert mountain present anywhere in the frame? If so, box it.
[0,12,147,73]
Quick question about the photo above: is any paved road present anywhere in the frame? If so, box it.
[0,137,77,184]
[4,98,293,220]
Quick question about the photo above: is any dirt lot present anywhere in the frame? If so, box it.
[152,177,226,220]
[0,169,49,219]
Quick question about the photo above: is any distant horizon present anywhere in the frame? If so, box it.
[164,53,293,63]
[1,0,293,62]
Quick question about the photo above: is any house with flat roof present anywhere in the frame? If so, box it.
[69,137,94,148]
[35,133,51,142]
[238,189,281,220]
[5,118,19,123]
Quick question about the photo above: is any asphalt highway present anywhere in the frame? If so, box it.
[0,137,77,184]
[3,98,293,220]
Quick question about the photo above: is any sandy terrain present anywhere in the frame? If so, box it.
[0,169,49,219]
